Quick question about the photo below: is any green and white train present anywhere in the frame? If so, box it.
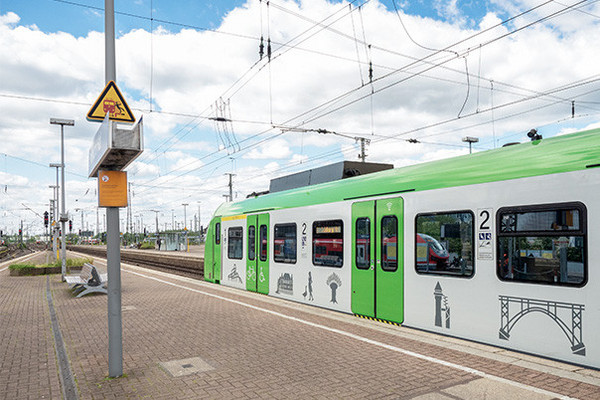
[204,128,600,368]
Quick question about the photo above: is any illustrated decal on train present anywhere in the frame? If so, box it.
[228,266,242,283]
[247,265,256,282]
[498,295,586,356]
[433,282,450,329]
[326,273,342,304]
[276,273,293,295]
[302,272,314,301]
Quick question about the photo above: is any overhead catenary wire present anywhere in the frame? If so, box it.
[292,0,593,128]
[5,0,600,200]
[133,70,600,195]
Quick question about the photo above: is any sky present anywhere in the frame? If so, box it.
[1,0,600,237]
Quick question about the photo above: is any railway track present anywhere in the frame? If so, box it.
[0,243,44,262]
[68,245,204,279]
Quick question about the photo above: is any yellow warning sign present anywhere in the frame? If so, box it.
[87,81,135,123]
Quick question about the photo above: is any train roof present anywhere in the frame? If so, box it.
[214,128,600,218]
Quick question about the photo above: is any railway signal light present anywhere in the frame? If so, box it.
[69,220,72,232]
[44,211,49,227]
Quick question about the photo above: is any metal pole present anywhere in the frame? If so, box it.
[60,124,66,279]
[182,203,189,252]
[106,205,122,377]
[105,0,122,378]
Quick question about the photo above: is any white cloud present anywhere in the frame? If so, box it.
[2,0,600,233]
[244,138,292,159]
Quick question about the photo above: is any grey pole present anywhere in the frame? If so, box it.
[197,202,201,234]
[182,204,188,229]
[462,136,479,154]
[60,125,66,279]
[49,122,73,280]
[104,0,122,378]
[182,203,189,252]
[50,163,61,259]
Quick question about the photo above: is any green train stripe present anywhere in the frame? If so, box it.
[213,129,600,218]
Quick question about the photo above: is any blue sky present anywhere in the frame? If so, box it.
[3,0,495,36]
[1,0,599,236]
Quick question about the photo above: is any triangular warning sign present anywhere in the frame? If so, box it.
[87,81,135,123]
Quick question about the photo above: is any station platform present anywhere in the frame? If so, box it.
[80,244,205,258]
[2,251,600,399]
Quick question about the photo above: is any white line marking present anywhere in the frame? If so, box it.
[123,267,577,400]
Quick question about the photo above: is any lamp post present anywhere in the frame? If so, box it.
[49,163,61,259]
[50,118,74,280]
[182,203,189,252]
[462,136,479,154]
[49,184,58,258]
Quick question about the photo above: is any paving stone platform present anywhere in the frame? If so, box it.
[1,251,600,399]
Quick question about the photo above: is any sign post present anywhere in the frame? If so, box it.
[87,0,143,379]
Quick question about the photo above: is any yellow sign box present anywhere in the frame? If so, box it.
[98,170,128,208]
[87,81,135,123]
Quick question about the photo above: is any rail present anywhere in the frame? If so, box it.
[67,245,204,278]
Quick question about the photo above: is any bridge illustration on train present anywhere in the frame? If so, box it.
[499,295,586,356]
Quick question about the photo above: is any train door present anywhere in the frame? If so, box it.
[246,215,258,292]
[257,213,270,294]
[205,217,222,283]
[351,198,404,324]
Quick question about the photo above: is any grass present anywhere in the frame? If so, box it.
[9,257,94,275]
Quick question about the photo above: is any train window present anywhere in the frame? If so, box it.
[228,227,243,260]
[313,220,343,267]
[274,223,297,264]
[355,218,370,269]
[381,216,398,272]
[215,222,221,245]
[248,225,256,261]
[497,202,586,286]
[259,225,268,262]
[415,211,474,277]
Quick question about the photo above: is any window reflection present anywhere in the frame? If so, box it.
[415,211,474,277]
[355,218,370,270]
[497,204,586,286]
[228,227,243,260]
[313,220,343,267]
[274,223,297,264]
[381,216,398,272]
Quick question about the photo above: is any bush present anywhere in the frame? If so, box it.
[9,263,38,275]
[8,263,36,271]
[139,242,155,250]
[9,257,93,276]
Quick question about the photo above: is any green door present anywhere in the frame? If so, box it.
[246,215,258,292]
[205,218,222,283]
[351,198,404,324]
[351,201,376,317]
[256,213,270,294]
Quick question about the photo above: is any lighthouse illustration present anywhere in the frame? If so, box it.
[434,282,450,329]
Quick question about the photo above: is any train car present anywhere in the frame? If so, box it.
[203,128,600,368]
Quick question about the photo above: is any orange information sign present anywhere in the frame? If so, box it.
[87,81,135,123]
[98,170,128,207]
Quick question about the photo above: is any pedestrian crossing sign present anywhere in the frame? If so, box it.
[87,81,135,123]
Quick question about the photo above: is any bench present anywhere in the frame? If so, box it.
[65,263,108,297]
